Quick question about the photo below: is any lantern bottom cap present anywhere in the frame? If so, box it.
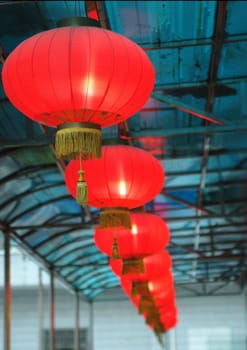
[55,122,102,160]
[99,207,131,229]
[122,257,145,275]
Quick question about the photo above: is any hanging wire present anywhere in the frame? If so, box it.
[79,151,82,171]
[78,1,82,16]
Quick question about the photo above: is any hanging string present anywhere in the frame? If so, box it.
[79,150,82,170]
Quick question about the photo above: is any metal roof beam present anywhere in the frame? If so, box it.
[0,1,34,5]
[3,124,247,146]
[61,259,109,282]
[193,0,227,277]
[121,123,247,139]
[74,270,113,288]
[166,167,247,177]
[151,93,225,125]
[155,76,247,91]
[30,229,92,250]
[56,252,108,271]
[162,190,215,215]
[0,164,57,186]
[22,224,92,241]
[173,254,246,263]
[140,33,247,50]
[8,195,74,224]
[50,243,95,265]
[0,134,55,148]
[169,241,204,257]
[0,182,65,212]
[165,178,247,191]
[172,222,247,233]
[42,237,93,260]
[170,240,246,252]
[9,210,246,231]
[172,229,247,239]
[9,220,247,231]
[166,211,245,223]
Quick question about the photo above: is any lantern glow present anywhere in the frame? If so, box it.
[119,181,127,196]
[131,224,138,235]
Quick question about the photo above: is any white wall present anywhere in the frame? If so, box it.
[175,294,247,350]
[93,295,163,350]
[0,286,246,350]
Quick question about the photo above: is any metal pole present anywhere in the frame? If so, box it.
[50,269,55,350]
[88,302,94,350]
[74,293,80,350]
[38,268,44,350]
[4,230,11,350]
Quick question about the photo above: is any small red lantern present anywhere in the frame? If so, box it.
[94,212,170,265]
[110,250,172,281]
[2,18,155,160]
[153,287,176,311]
[160,305,178,330]
[159,300,177,318]
[65,145,164,225]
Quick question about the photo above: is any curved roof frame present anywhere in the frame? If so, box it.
[0,0,246,301]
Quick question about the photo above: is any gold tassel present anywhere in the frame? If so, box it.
[55,124,101,160]
[138,296,156,314]
[145,312,161,326]
[76,170,88,207]
[131,282,138,298]
[99,208,131,229]
[154,330,165,347]
[111,237,120,259]
[134,281,150,296]
[122,257,145,274]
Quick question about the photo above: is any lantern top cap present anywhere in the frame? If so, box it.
[56,16,101,28]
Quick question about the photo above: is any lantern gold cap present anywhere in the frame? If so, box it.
[99,207,131,229]
[57,17,101,28]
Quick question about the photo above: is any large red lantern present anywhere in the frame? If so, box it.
[94,212,170,265]
[65,145,164,225]
[110,250,172,281]
[2,18,155,160]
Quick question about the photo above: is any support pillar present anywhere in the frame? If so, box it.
[38,268,44,350]
[74,292,80,350]
[88,302,94,350]
[50,269,55,350]
[4,230,11,350]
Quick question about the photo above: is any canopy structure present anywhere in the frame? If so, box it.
[0,0,246,301]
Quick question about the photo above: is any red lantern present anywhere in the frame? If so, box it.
[153,286,176,311]
[2,18,155,160]
[94,212,170,263]
[110,250,172,280]
[65,145,164,224]
[160,305,178,330]
[159,300,177,318]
